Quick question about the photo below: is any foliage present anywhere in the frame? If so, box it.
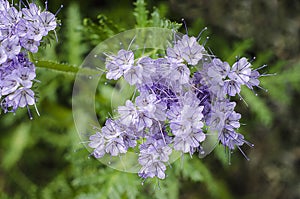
[80,14,122,47]
[133,0,181,29]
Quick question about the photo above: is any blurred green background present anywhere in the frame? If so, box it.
[1,0,300,198]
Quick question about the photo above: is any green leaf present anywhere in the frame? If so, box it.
[133,0,149,27]
[226,39,253,64]
[2,123,31,170]
[177,156,204,182]
[150,7,182,30]
[146,171,179,199]
[81,14,122,46]
[241,88,273,126]
[64,2,84,65]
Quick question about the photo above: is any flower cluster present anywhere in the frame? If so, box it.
[89,32,266,179]
[0,0,58,116]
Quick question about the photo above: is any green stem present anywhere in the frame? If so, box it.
[35,60,79,73]
[28,52,98,76]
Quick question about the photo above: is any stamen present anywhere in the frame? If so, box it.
[196,27,207,41]
[249,56,256,63]
[237,145,250,161]
[45,1,48,10]
[54,30,58,42]
[203,36,209,47]
[255,64,268,71]
[181,18,188,35]
[54,5,63,17]
[237,92,248,107]
[26,104,33,120]
[127,34,136,51]
[226,147,232,165]
[256,84,268,92]
[34,103,40,116]
[260,73,276,77]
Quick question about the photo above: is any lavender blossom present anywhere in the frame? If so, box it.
[228,57,251,85]
[167,35,205,65]
[0,1,59,116]
[124,65,143,85]
[138,134,172,179]
[0,53,37,116]
[89,119,135,158]
[89,30,267,180]
[105,50,134,80]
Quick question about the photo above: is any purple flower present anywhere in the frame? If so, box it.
[6,7,22,24]
[246,70,261,90]
[0,1,58,116]
[20,37,40,53]
[2,87,35,111]
[224,80,241,96]
[89,119,130,157]
[117,100,139,127]
[101,118,123,139]
[167,35,205,65]
[173,131,205,154]
[136,93,167,121]
[138,160,167,179]
[89,31,267,179]
[0,47,7,64]
[224,111,241,132]
[0,53,38,116]
[136,56,156,85]
[168,92,206,154]
[105,50,134,80]
[228,57,251,85]
[207,100,236,132]
[124,65,143,85]
[219,130,246,150]
[0,0,58,53]
[138,134,172,179]
[21,3,41,21]
[1,75,20,95]
[16,19,31,37]
[27,22,47,41]
[168,58,190,84]
[0,0,10,12]
[1,36,21,59]
[89,132,106,158]
[39,11,57,32]
[207,58,230,84]
[105,137,127,156]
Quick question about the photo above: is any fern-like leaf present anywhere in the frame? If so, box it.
[133,0,149,27]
